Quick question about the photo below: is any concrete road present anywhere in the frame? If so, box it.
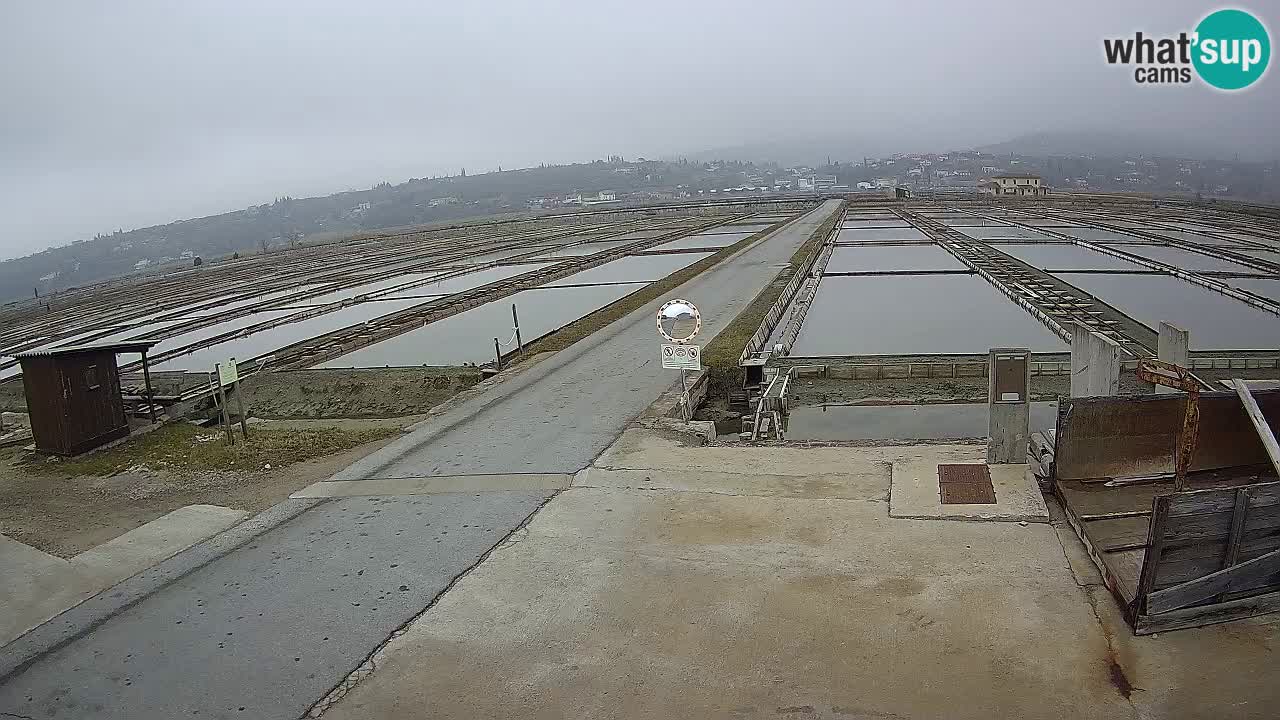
[0,200,841,719]
[329,198,841,479]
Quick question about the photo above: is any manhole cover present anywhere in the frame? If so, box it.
[938,463,990,485]
[938,463,996,505]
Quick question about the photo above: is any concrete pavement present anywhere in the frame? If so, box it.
[0,200,842,719]
[320,428,1280,720]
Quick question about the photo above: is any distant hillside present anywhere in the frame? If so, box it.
[0,159,734,304]
[977,131,1280,162]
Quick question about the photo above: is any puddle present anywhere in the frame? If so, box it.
[790,275,1066,356]
[786,401,1059,441]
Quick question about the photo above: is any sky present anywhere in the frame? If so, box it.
[1,0,1276,260]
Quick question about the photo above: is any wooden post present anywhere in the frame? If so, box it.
[140,348,157,424]
[214,364,234,446]
[494,337,502,370]
[233,381,250,440]
[1231,378,1280,478]
[512,303,523,355]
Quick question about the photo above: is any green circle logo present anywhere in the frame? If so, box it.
[1193,9,1270,90]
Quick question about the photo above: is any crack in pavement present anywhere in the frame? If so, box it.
[302,490,563,718]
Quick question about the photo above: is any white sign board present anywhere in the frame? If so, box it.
[661,343,701,371]
[216,360,239,387]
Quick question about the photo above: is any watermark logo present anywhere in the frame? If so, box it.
[1103,8,1270,90]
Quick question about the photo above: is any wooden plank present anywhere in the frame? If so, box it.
[1223,488,1251,569]
[1083,516,1151,551]
[1136,495,1171,606]
[1159,526,1280,566]
[1136,588,1280,635]
[1232,378,1280,479]
[1163,503,1280,543]
[1166,480,1280,517]
[1100,549,1144,604]
[1147,546,1280,614]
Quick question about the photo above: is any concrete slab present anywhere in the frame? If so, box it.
[0,505,247,649]
[70,504,249,581]
[890,459,1049,522]
[294,473,572,498]
[315,427,1280,720]
[319,486,1128,720]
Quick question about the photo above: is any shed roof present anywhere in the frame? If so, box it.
[11,340,160,360]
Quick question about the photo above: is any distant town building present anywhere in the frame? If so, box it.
[979,174,1048,197]
[812,175,837,190]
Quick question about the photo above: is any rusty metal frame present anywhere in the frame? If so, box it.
[1137,358,1201,491]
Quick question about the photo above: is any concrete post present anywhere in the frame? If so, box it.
[988,347,1031,465]
[1157,322,1190,395]
[1070,324,1121,397]
[1070,325,1092,398]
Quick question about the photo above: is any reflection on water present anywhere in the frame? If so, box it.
[1056,272,1280,350]
[787,401,1058,441]
[791,275,1066,356]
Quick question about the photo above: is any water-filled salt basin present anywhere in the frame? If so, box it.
[1054,227,1146,242]
[372,262,557,300]
[1055,272,1280,349]
[152,298,426,371]
[528,239,647,259]
[1116,245,1262,273]
[991,243,1145,271]
[316,282,646,368]
[1232,278,1280,304]
[787,401,1059,441]
[266,271,446,308]
[790,275,1066,356]
[957,226,1053,241]
[824,244,966,273]
[543,252,712,287]
[658,233,745,250]
[837,227,927,242]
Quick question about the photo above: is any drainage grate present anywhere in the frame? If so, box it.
[938,463,996,504]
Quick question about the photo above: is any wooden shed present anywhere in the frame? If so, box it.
[12,341,159,456]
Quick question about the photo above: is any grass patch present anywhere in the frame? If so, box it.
[699,204,843,393]
[21,422,401,477]
[514,215,800,359]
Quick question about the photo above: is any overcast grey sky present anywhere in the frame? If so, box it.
[1,1,1275,259]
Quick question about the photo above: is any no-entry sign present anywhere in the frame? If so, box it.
[661,343,701,371]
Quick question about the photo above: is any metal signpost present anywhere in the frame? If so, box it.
[214,358,249,444]
[657,299,702,421]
